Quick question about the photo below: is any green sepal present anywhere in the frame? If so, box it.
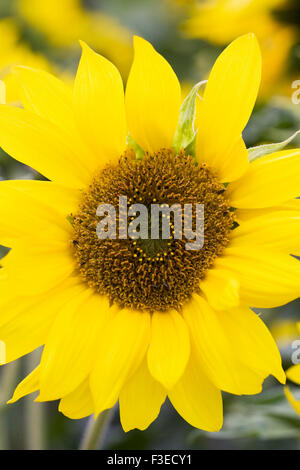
[173,81,207,156]
[184,131,197,162]
[248,130,300,162]
[127,133,145,160]
[66,215,74,226]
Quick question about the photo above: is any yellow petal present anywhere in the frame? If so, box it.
[1,246,75,295]
[218,306,285,384]
[8,365,40,404]
[119,357,166,432]
[147,310,190,390]
[0,280,84,363]
[168,349,223,431]
[229,150,300,208]
[39,292,113,401]
[183,295,267,395]
[90,308,150,416]
[286,364,300,385]
[196,34,261,182]
[0,180,78,247]
[14,66,75,136]
[216,246,300,308]
[217,136,249,183]
[200,267,240,310]
[0,80,5,104]
[284,386,300,415]
[125,36,181,153]
[0,105,92,188]
[231,212,300,255]
[74,41,127,165]
[236,199,300,222]
[15,65,109,175]
[59,379,94,419]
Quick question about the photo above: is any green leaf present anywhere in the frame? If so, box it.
[248,130,300,163]
[173,80,206,155]
[189,387,300,443]
[126,133,144,160]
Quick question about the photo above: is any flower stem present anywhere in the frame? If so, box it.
[80,408,114,450]
[0,361,19,450]
[24,349,45,450]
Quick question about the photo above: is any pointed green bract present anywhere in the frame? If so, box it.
[173,81,206,156]
[127,133,145,160]
[248,130,300,162]
[66,215,74,226]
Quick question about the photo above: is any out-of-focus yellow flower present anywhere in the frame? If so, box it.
[0,19,53,103]
[18,0,88,47]
[181,0,286,44]
[271,319,299,349]
[17,0,133,77]
[180,0,297,99]
[255,21,295,99]
[285,322,300,415]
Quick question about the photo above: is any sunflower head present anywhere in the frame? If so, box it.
[0,32,298,434]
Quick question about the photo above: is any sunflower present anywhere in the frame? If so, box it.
[285,322,300,415]
[0,33,299,433]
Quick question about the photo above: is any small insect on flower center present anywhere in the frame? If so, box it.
[71,148,235,312]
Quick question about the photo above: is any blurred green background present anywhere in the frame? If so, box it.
[0,0,299,450]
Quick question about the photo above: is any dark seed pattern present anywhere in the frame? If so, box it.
[71,148,235,312]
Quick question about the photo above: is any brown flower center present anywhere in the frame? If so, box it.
[71,148,235,312]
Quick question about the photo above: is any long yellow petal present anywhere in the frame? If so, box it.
[1,246,75,295]
[147,310,190,390]
[236,199,300,222]
[73,41,127,166]
[184,295,271,394]
[216,246,300,308]
[15,65,109,175]
[229,150,300,208]
[0,280,84,363]
[58,379,94,419]
[14,66,75,136]
[183,295,238,393]
[286,364,300,385]
[0,180,78,247]
[125,36,181,153]
[119,358,166,432]
[0,105,91,188]
[168,349,223,431]
[38,292,113,401]
[200,267,240,310]
[90,308,150,416]
[8,365,40,404]
[218,307,285,384]
[231,212,300,255]
[196,34,261,182]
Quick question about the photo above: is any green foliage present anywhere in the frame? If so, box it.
[190,388,300,444]
[248,130,300,162]
[173,81,206,155]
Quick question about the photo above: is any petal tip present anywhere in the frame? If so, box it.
[6,396,15,405]
[133,35,152,52]
[79,40,93,55]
